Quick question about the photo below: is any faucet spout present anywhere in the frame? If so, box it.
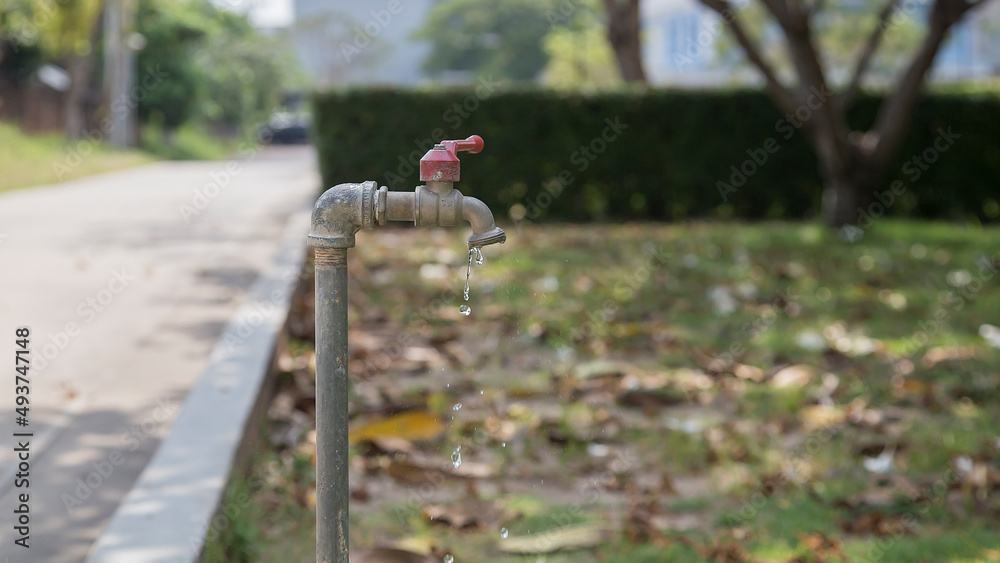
[377,186,505,249]
[462,195,507,249]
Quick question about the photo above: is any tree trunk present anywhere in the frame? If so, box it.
[63,55,94,139]
[602,0,647,83]
[821,179,862,228]
[819,149,880,228]
[63,4,105,139]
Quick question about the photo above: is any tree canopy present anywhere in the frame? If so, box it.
[413,0,558,82]
[136,0,294,130]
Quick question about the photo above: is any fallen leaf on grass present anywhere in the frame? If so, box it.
[351,483,371,502]
[350,547,438,563]
[770,364,815,388]
[618,389,686,410]
[921,345,978,368]
[835,474,923,509]
[387,458,454,485]
[686,347,729,373]
[349,411,445,444]
[979,548,1000,561]
[572,360,636,379]
[799,405,846,430]
[648,512,704,532]
[839,511,914,536]
[422,499,500,529]
[441,340,476,366]
[348,329,384,356]
[450,460,497,478]
[386,454,497,485]
[626,495,662,543]
[364,436,417,455]
[690,537,753,562]
[953,454,1000,499]
[732,363,764,382]
[787,532,847,562]
[497,523,614,554]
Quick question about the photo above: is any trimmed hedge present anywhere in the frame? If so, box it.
[312,88,1000,223]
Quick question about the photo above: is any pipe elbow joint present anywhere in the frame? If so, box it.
[462,196,506,249]
[308,181,377,249]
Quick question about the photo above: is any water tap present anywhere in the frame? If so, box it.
[377,135,507,249]
[309,135,507,251]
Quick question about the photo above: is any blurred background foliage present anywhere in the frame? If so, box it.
[0,0,300,161]
[414,0,623,90]
[715,1,926,88]
[135,0,295,132]
[413,0,558,83]
[540,0,620,90]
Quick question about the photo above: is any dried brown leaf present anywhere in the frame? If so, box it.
[350,547,438,563]
[770,364,815,389]
[422,499,499,529]
[497,523,614,554]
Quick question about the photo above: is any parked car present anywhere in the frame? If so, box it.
[261,112,311,144]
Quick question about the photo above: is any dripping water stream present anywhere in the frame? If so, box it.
[460,247,483,316]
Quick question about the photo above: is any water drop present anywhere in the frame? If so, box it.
[500,527,509,539]
[452,403,462,411]
[463,249,473,301]
[473,246,484,265]
[451,446,462,468]
[459,305,471,316]
[444,555,454,563]
[501,442,506,448]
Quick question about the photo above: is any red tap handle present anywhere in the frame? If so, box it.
[443,135,484,155]
[420,135,484,182]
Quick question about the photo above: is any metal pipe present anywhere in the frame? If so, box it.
[309,182,375,563]
[313,247,349,563]
[384,191,414,222]
[308,136,505,562]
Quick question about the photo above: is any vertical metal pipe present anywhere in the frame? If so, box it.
[314,247,349,563]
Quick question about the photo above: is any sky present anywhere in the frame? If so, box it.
[217,0,294,28]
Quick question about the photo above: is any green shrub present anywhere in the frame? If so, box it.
[141,121,234,160]
[312,88,1000,223]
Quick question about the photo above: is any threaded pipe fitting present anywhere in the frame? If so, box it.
[314,247,348,269]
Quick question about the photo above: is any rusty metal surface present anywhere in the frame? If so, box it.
[313,250,350,563]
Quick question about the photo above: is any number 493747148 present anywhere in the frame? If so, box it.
[15,327,30,426]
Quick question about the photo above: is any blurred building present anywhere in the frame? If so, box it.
[288,0,434,87]
[641,0,1000,87]
[931,1,1000,82]
[245,0,1000,89]
[0,64,69,133]
[642,0,739,86]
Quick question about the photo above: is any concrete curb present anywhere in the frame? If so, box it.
[84,207,312,563]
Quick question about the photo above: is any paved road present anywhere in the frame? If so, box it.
[0,146,319,563]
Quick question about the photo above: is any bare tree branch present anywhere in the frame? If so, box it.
[871,0,981,172]
[783,19,853,176]
[754,0,849,167]
[699,0,798,114]
[759,0,793,27]
[705,0,991,225]
[837,0,900,113]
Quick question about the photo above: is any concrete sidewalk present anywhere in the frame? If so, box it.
[0,146,319,563]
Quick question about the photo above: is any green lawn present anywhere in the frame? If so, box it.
[209,220,1000,563]
[0,122,155,193]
